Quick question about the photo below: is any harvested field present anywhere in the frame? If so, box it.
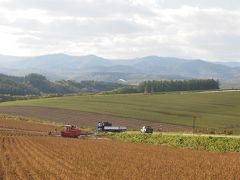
[0,130,240,180]
[0,118,239,179]
[0,106,191,132]
[0,116,57,133]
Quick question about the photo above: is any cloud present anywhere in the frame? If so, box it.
[0,0,239,61]
[0,0,155,17]
[157,0,240,9]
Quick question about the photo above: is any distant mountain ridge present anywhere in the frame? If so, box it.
[0,53,240,87]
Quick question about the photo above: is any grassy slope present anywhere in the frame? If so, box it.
[1,91,240,129]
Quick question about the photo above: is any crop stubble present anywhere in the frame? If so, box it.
[0,130,240,179]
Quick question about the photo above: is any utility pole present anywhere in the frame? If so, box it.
[192,116,196,136]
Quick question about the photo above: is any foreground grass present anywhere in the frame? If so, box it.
[107,133,240,152]
[1,91,240,130]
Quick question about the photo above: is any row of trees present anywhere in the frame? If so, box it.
[108,79,220,94]
[138,79,219,93]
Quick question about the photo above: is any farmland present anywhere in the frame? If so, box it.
[1,91,240,131]
[0,115,59,133]
[0,117,240,179]
[0,106,190,132]
[108,133,240,152]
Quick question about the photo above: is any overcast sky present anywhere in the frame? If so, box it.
[0,0,240,61]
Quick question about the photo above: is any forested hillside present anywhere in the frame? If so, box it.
[0,73,125,96]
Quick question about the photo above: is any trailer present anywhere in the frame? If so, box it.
[97,121,127,132]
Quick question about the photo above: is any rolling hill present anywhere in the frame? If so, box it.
[1,91,240,132]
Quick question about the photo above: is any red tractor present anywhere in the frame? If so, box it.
[61,124,81,138]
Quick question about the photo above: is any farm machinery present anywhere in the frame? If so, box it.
[97,121,127,132]
[59,121,127,138]
[58,122,152,138]
[60,121,128,137]
[61,124,81,138]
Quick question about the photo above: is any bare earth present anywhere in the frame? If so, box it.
[0,106,191,132]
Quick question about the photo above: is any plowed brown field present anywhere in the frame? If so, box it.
[0,106,191,132]
[0,120,240,179]
[0,119,56,133]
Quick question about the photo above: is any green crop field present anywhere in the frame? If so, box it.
[107,133,240,152]
[1,91,240,130]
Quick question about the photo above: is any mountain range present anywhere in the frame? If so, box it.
[0,53,240,88]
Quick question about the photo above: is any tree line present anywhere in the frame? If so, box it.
[107,79,219,94]
[138,79,219,93]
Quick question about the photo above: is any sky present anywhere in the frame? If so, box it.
[0,0,240,61]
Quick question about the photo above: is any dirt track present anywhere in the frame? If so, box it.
[0,106,191,132]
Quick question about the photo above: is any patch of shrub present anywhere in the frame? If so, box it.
[107,133,240,152]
